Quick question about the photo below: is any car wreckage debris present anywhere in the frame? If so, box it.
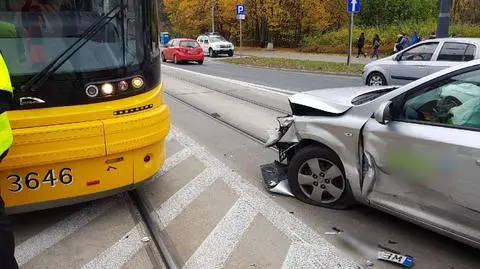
[260,162,294,197]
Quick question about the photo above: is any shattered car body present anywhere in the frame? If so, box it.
[262,60,480,249]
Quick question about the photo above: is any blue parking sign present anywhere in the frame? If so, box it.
[347,0,361,13]
[236,4,246,15]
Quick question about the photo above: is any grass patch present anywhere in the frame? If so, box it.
[221,56,364,75]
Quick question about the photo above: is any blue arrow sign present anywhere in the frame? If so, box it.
[236,4,246,15]
[347,0,361,13]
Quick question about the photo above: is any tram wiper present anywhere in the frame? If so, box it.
[21,5,123,92]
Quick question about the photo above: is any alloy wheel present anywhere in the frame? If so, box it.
[297,158,345,204]
[369,74,384,86]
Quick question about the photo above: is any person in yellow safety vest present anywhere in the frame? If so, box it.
[0,52,18,269]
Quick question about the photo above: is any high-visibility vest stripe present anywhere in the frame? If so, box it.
[0,53,14,157]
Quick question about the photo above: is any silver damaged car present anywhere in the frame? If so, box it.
[261,59,480,249]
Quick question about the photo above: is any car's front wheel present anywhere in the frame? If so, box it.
[228,50,234,57]
[209,48,216,58]
[161,53,166,62]
[288,146,355,209]
[198,60,204,65]
[367,72,387,86]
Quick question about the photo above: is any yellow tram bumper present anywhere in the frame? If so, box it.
[0,84,170,213]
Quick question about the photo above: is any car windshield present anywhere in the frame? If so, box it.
[0,0,144,79]
[209,36,226,42]
[181,41,199,48]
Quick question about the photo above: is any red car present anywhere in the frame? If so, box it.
[161,38,204,65]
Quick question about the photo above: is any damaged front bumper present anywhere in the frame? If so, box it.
[261,116,299,197]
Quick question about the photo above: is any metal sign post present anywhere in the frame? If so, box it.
[347,12,354,66]
[240,19,243,54]
[236,4,246,55]
[347,0,361,66]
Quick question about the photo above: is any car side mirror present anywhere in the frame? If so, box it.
[394,54,402,61]
[374,101,393,125]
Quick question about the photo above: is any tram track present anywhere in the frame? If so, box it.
[162,64,292,115]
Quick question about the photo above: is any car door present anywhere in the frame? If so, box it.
[429,42,477,74]
[387,42,440,84]
[362,67,480,243]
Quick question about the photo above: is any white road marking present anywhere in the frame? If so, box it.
[183,199,257,269]
[169,127,359,268]
[166,131,175,142]
[15,199,115,266]
[80,226,144,269]
[282,243,344,269]
[153,166,224,228]
[163,65,295,96]
[155,147,193,178]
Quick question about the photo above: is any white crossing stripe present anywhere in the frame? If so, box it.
[156,147,193,178]
[80,226,144,269]
[152,166,224,228]
[183,199,257,269]
[282,243,344,269]
[166,131,175,142]
[15,199,115,266]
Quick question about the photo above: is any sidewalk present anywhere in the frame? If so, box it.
[237,50,372,65]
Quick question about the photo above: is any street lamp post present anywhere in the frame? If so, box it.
[211,0,215,33]
[437,0,452,38]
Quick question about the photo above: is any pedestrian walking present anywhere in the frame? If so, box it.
[371,34,380,60]
[356,32,366,58]
[0,51,18,269]
[400,33,410,49]
[394,34,403,52]
[411,32,419,45]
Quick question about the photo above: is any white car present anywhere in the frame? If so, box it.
[363,38,480,86]
[197,33,235,58]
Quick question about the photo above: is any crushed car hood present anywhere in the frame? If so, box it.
[289,86,397,114]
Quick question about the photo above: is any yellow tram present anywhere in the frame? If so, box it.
[0,0,169,213]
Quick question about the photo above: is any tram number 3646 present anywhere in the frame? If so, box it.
[7,168,74,193]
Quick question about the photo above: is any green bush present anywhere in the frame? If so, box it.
[300,22,480,54]
[358,0,438,27]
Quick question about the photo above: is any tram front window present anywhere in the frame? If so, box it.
[0,0,144,80]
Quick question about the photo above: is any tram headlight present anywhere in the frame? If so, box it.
[101,83,114,95]
[85,76,145,98]
[131,77,144,89]
[118,80,129,91]
[85,85,99,98]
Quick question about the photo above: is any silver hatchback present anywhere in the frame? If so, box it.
[264,59,480,249]
[363,38,480,86]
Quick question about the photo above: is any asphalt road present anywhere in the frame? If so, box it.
[163,56,364,92]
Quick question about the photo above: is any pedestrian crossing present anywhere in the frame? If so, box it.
[12,125,360,269]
